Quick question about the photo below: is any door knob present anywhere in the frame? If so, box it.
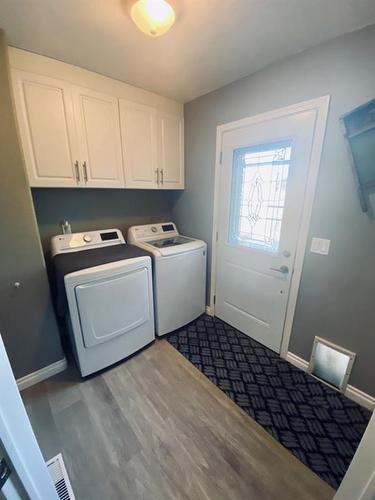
[14,282,21,288]
[270,265,289,274]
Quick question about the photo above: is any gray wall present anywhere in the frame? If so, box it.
[32,188,175,258]
[172,25,375,395]
[0,30,64,379]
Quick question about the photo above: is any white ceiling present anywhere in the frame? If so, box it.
[1,0,375,102]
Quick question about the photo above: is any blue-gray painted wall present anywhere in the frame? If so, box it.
[32,188,175,258]
[0,30,64,379]
[4,25,375,395]
[172,25,375,395]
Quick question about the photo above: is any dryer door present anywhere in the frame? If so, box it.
[75,266,150,348]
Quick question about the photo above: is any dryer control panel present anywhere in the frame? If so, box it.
[51,229,125,256]
[128,222,178,242]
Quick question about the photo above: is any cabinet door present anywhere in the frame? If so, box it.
[72,86,124,188]
[12,70,80,187]
[119,100,157,189]
[159,113,184,189]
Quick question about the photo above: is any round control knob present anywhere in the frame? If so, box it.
[83,234,92,243]
[151,226,157,233]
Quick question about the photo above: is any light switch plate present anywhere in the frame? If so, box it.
[311,237,331,255]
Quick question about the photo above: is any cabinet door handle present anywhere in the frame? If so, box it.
[83,161,88,182]
[270,265,289,274]
[74,160,80,182]
[156,168,160,184]
[160,168,164,185]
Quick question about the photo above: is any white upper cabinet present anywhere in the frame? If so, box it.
[159,113,184,189]
[119,101,184,189]
[72,86,124,188]
[10,50,184,190]
[119,100,157,189]
[12,70,80,187]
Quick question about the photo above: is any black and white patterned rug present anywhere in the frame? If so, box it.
[167,315,371,489]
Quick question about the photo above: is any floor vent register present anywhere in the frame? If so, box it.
[46,453,75,500]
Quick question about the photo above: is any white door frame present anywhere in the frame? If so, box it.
[334,409,375,500]
[0,335,58,499]
[210,96,330,357]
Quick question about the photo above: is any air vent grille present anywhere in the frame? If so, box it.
[308,336,356,391]
[46,453,75,500]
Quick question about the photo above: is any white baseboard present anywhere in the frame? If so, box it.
[205,305,213,316]
[346,385,375,412]
[285,352,375,412]
[17,358,67,391]
[286,351,309,371]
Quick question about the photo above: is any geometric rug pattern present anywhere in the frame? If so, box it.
[167,315,371,490]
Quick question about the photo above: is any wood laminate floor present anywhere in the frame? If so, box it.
[22,340,335,500]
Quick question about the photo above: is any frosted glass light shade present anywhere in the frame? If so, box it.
[131,0,176,37]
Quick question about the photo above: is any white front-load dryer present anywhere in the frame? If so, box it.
[52,229,155,376]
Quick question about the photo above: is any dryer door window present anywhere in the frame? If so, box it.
[75,266,151,348]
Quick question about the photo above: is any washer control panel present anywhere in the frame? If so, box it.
[51,229,125,256]
[128,222,178,242]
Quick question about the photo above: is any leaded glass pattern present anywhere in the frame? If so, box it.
[228,140,292,253]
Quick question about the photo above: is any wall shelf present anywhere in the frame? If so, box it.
[340,98,375,213]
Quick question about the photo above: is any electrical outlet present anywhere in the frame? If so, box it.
[311,237,331,255]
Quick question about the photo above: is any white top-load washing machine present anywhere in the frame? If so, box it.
[128,222,207,336]
[51,229,155,376]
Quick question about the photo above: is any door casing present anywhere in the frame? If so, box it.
[210,96,330,358]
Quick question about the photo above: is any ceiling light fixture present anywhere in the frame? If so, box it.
[131,0,175,37]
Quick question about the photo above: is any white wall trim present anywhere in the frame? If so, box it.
[209,96,330,358]
[334,410,375,500]
[285,351,309,370]
[286,351,375,412]
[205,305,213,316]
[17,358,67,391]
[346,386,375,413]
[279,96,330,357]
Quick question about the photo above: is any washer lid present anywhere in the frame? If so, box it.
[143,236,206,256]
[147,236,193,248]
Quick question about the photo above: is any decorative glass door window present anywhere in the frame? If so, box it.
[228,140,292,252]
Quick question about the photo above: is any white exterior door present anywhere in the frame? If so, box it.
[119,100,158,188]
[72,86,124,188]
[12,70,80,187]
[159,113,184,189]
[215,102,328,352]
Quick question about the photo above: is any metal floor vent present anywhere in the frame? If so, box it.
[308,336,356,392]
[46,453,75,500]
